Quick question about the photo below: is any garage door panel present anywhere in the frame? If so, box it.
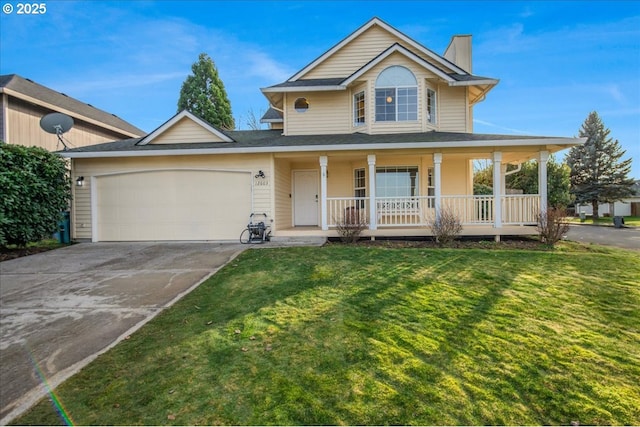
[97,170,251,241]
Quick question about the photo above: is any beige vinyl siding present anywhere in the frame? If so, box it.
[326,161,354,198]
[441,157,472,195]
[72,153,272,240]
[274,158,292,230]
[285,91,351,135]
[5,99,135,151]
[304,25,456,80]
[148,117,228,144]
[0,94,6,141]
[438,85,468,132]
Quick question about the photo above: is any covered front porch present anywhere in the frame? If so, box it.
[272,149,551,239]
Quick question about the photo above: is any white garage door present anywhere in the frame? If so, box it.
[96,170,251,241]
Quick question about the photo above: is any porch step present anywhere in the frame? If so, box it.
[268,235,327,246]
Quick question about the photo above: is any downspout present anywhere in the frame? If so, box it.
[504,163,522,176]
[503,163,522,194]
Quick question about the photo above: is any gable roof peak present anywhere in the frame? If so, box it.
[137,109,234,145]
[288,17,468,82]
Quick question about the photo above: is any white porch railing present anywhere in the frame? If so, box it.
[442,195,494,225]
[502,194,539,225]
[327,197,369,227]
[376,197,433,226]
[327,194,540,227]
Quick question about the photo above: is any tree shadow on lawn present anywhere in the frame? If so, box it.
[315,250,638,425]
[17,247,640,426]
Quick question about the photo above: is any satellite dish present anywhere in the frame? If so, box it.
[40,113,74,150]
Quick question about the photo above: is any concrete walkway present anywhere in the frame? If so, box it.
[0,242,246,425]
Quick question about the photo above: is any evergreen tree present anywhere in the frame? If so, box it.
[566,111,633,218]
[177,53,234,129]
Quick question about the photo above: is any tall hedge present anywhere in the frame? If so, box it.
[0,143,72,247]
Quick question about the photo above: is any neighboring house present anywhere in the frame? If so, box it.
[575,180,640,217]
[0,74,144,151]
[61,17,584,242]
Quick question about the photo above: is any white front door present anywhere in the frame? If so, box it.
[293,170,318,226]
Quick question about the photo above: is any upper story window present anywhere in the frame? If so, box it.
[375,66,417,122]
[426,88,436,125]
[353,91,365,126]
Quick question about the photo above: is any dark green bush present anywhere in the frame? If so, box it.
[0,143,71,247]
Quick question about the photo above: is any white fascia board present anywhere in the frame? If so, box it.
[342,44,454,86]
[290,17,466,81]
[260,85,346,93]
[2,87,141,138]
[62,137,585,159]
[448,79,499,87]
[138,110,233,145]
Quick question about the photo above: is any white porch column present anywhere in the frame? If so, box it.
[493,152,502,228]
[500,163,508,196]
[320,156,328,231]
[433,153,442,216]
[539,150,549,215]
[367,154,377,230]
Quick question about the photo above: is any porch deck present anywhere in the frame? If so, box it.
[274,225,538,239]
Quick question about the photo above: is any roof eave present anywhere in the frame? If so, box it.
[61,137,585,159]
[448,79,499,87]
[260,85,347,93]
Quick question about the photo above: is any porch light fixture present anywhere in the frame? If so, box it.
[76,176,84,187]
[255,170,265,179]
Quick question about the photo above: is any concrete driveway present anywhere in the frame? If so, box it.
[0,242,246,424]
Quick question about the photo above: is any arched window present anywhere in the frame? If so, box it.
[375,66,418,122]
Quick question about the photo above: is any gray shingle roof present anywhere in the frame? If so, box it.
[449,74,496,82]
[264,78,346,89]
[0,74,145,136]
[62,129,563,154]
[260,108,283,123]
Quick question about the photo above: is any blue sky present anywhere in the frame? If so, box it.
[2,1,639,177]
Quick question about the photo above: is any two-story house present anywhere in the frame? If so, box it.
[61,18,584,242]
[1,74,145,151]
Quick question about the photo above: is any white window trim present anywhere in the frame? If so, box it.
[375,86,418,122]
[426,88,437,125]
[354,167,366,196]
[353,91,365,127]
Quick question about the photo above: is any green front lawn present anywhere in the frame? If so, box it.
[14,243,640,425]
